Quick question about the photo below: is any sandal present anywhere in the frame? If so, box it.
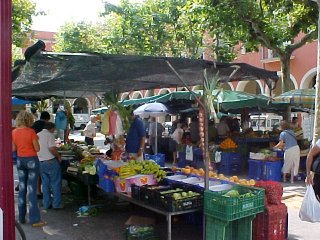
[32,220,47,228]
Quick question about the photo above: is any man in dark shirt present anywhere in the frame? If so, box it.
[32,111,51,133]
[125,112,146,161]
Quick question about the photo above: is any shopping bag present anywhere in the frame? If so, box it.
[299,185,320,222]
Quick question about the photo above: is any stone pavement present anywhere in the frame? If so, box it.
[13,180,320,240]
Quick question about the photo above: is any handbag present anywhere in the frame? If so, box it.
[311,155,320,174]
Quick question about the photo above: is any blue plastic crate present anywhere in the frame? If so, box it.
[248,159,263,180]
[221,152,241,165]
[177,151,186,167]
[263,160,282,182]
[273,150,284,158]
[218,163,241,175]
[99,177,115,193]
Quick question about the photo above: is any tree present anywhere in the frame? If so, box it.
[54,0,206,58]
[206,0,318,92]
[12,0,36,47]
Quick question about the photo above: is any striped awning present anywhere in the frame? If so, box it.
[273,89,315,109]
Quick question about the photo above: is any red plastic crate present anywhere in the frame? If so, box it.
[255,181,283,205]
[253,203,287,240]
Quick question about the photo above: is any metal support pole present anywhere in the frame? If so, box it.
[0,1,15,239]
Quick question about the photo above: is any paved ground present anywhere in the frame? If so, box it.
[12,132,319,240]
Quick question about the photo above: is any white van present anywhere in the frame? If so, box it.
[250,114,283,132]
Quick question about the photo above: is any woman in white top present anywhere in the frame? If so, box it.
[84,116,96,145]
[170,123,184,164]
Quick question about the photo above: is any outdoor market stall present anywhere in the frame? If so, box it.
[10,49,285,239]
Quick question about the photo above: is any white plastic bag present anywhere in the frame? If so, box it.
[299,185,320,222]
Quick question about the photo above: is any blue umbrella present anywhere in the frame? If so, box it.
[11,97,33,105]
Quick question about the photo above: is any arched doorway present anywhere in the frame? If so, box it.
[73,97,89,114]
[243,81,262,94]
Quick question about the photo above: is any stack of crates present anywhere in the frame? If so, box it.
[253,181,287,240]
[218,152,241,175]
[204,185,265,240]
[248,159,282,182]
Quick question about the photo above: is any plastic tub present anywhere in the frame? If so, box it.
[209,184,233,192]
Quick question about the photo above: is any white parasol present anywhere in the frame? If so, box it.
[133,103,169,154]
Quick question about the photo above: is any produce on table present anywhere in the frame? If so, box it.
[172,191,200,200]
[219,138,237,150]
[118,160,166,182]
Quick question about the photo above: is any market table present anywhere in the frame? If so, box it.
[115,192,202,240]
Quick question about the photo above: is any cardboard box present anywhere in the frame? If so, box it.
[125,215,155,226]
[114,174,157,193]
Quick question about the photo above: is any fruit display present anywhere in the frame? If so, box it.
[172,190,200,200]
[178,165,256,186]
[223,189,255,198]
[219,138,237,150]
[78,154,95,173]
[118,160,166,182]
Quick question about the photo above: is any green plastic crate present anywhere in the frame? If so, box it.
[125,226,160,240]
[204,185,264,221]
[206,215,255,240]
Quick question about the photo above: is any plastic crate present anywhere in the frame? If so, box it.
[221,152,241,165]
[131,184,142,200]
[262,161,282,182]
[248,159,263,180]
[98,177,115,193]
[252,203,287,240]
[139,185,172,205]
[153,188,185,209]
[206,215,255,240]
[177,151,186,168]
[204,185,265,221]
[125,226,159,240]
[218,163,241,175]
[254,181,283,205]
[162,193,203,212]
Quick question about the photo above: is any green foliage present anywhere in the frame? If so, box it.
[204,0,318,91]
[32,100,48,112]
[64,101,75,128]
[12,0,36,47]
[54,0,205,58]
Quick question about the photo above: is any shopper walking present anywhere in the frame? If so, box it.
[37,122,62,209]
[12,110,46,227]
[274,120,300,183]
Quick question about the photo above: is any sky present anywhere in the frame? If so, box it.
[31,0,119,32]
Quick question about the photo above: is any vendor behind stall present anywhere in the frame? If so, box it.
[217,116,230,140]
[189,116,200,145]
[125,111,145,161]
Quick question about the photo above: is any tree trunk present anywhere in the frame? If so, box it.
[279,54,292,121]
[312,0,320,145]
[279,54,291,93]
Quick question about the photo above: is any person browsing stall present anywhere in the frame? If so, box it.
[37,122,63,209]
[125,111,146,161]
[274,120,300,183]
[12,110,46,227]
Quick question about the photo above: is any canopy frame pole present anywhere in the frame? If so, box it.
[166,60,205,109]
[0,1,15,239]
